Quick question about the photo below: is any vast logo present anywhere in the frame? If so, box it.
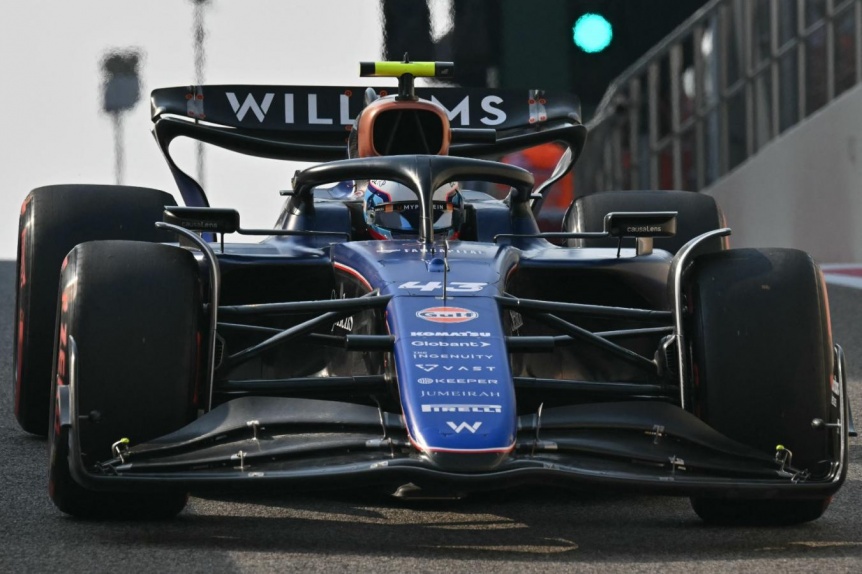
[447,421,483,434]
[415,364,497,373]
[416,307,478,324]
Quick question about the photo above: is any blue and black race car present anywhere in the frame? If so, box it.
[13,61,852,524]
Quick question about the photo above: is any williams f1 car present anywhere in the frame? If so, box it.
[13,61,851,524]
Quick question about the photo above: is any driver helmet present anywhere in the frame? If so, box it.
[362,180,464,239]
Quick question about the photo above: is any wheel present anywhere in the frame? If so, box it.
[49,241,201,519]
[686,248,835,525]
[690,497,830,526]
[562,190,726,254]
[14,185,177,435]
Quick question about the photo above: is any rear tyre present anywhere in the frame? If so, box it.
[686,248,835,525]
[49,241,200,519]
[563,190,726,254]
[14,185,177,435]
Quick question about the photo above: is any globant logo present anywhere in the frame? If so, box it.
[411,341,491,348]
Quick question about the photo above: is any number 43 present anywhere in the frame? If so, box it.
[398,281,486,292]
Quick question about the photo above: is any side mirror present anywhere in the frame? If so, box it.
[603,211,677,256]
[603,211,677,238]
[163,206,240,234]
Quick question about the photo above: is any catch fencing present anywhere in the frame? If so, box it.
[577,0,862,194]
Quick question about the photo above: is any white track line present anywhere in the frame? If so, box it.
[821,264,862,290]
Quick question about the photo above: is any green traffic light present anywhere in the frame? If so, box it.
[573,13,613,53]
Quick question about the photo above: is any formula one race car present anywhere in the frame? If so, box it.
[14,61,851,524]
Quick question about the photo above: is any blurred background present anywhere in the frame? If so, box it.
[0,0,707,260]
[5,0,862,264]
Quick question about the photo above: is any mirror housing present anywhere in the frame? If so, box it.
[603,211,677,238]
[163,206,240,234]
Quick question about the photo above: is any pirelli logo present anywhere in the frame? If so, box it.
[421,404,502,413]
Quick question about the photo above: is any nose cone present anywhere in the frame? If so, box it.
[409,407,516,472]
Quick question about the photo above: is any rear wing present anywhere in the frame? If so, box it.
[151,85,587,208]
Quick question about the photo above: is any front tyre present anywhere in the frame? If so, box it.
[686,248,836,525]
[49,241,201,519]
[690,498,831,526]
[15,185,177,435]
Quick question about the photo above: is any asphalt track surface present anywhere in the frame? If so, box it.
[0,259,860,573]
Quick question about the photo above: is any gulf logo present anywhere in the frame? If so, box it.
[416,306,479,324]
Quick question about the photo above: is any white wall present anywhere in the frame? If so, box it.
[704,83,862,264]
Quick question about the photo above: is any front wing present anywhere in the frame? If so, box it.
[57,377,849,499]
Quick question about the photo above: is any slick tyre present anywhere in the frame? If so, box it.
[690,497,830,526]
[686,248,835,525]
[49,241,200,519]
[563,190,726,254]
[14,185,177,435]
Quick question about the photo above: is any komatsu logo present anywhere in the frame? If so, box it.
[446,421,482,434]
[416,307,478,324]
[410,331,490,337]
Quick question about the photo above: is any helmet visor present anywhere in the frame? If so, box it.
[371,201,458,232]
